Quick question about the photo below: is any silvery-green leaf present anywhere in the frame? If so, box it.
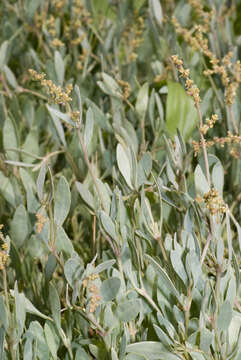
[44,323,58,360]
[100,210,118,242]
[136,82,149,118]
[116,299,141,322]
[0,171,16,207]
[117,143,133,189]
[145,254,179,298]
[149,0,163,27]
[10,204,30,247]
[194,164,209,195]
[54,51,65,86]
[93,260,116,274]
[46,104,75,127]
[217,300,232,331]
[55,226,73,255]
[212,160,224,195]
[0,41,8,70]
[84,107,94,148]
[4,65,18,89]
[76,181,95,210]
[54,176,71,226]
[100,277,121,302]
[3,117,19,161]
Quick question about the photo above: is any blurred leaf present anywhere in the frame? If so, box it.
[49,283,61,329]
[149,0,163,27]
[3,116,19,161]
[47,106,67,146]
[126,342,181,359]
[217,300,232,332]
[194,164,209,195]
[47,104,75,128]
[153,324,172,347]
[75,347,91,360]
[116,299,141,322]
[0,41,8,71]
[166,81,198,140]
[170,248,188,286]
[27,321,49,360]
[55,226,73,255]
[84,107,94,148]
[10,204,30,247]
[212,160,224,195]
[145,254,179,298]
[0,296,8,331]
[44,322,58,360]
[200,328,213,352]
[14,282,26,342]
[100,277,121,301]
[96,178,111,213]
[117,143,133,189]
[22,127,39,163]
[136,82,149,118]
[0,172,16,207]
[76,181,95,210]
[54,176,71,226]
[36,162,47,202]
[74,85,83,125]
[24,0,42,20]
[100,210,118,242]
[134,0,146,11]
[93,259,116,274]
[4,65,18,89]
[64,257,83,289]
[54,51,65,86]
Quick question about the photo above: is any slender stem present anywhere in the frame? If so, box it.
[201,232,212,265]
[196,104,211,186]
[48,202,55,249]
[0,74,12,98]
[140,115,146,154]
[135,287,162,314]
[74,306,107,337]
[17,87,48,101]
[213,265,225,360]
[184,286,192,338]
[77,128,108,213]
[202,58,224,109]
[3,268,16,360]
[92,215,96,255]
[228,106,239,134]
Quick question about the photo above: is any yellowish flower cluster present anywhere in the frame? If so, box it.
[172,14,241,106]
[89,284,102,313]
[200,114,218,135]
[82,273,101,313]
[52,0,66,11]
[192,131,241,156]
[122,16,145,63]
[188,0,214,31]
[203,188,226,215]
[51,38,65,48]
[77,48,88,71]
[36,212,47,234]
[29,69,72,104]
[117,79,131,99]
[171,55,200,104]
[70,111,81,122]
[0,225,9,270]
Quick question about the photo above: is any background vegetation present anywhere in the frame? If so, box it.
[0,0,241,359]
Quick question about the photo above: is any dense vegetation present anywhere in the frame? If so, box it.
[0,0,241,359]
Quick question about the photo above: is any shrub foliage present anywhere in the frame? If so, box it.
[0,0,241,359]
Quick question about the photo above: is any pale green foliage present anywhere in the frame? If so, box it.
[0,0,241,359]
